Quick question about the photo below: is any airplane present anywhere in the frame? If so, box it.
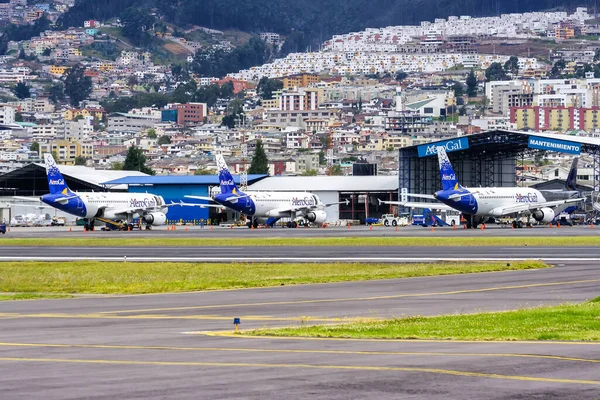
[184,154,346,228]
[381,146,584,229]
[18,154,174,231]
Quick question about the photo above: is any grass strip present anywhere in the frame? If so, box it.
[248,297,600,341]
[0,261,546,295]
[2,237,600,247]
[0,293,72,301]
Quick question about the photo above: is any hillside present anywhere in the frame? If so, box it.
[57,0,595,52]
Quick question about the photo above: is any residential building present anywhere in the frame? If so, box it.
[166,102,207,125]
[279,73,321,89]
[40,139,93,164]
[107,112,161,132]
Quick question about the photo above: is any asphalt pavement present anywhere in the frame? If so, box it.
[1,245,600,262]
[0,261,598,399]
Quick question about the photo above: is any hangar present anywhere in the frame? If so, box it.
[248,176,399,222]
[398,129,600,205]
[103,175,268,224]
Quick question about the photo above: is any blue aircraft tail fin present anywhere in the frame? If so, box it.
[565,157,578,191]
[215,154,238,194]
[436,146,460,191]
[44,153,71,195]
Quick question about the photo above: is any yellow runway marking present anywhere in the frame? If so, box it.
[102,278,600,314]
[0,342,598,363]
[0,313,357,323]
[203,331,600,346]
[0,357,598,386]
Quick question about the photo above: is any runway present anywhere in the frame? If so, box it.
[2,245,600,262]
[0,261,598,399]
[4,224,600,238]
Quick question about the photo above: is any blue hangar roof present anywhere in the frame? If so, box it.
[102,174,268,186]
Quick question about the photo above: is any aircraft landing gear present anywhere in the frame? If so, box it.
[512,220,524,229]
[84,218,95,231]
[286,221,298,228]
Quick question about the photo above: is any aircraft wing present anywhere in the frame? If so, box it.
[323,199,349,207]
[406,193,437,200]
[174,201,224,209]
[184,195,215,202]
[488,198,585,216]
[379,199,456,211]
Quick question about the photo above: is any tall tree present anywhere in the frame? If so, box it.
[30,141,39,154]
[74,156,87,165]
[257,77,283,100]
[485,62,508,82]
[12,82,31,99]
[157,135,171,145]
[49,82,65,104]
[123,145,155,175]
[248,140,269,174]
[64,65,92,106]
[120,7,155,46]
[466,69,477,97]
[504,56,519,76]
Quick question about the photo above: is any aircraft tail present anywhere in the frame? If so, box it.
[215,154,238,194]
[436,146,460,191]
[44,153,71,195]
[565,157,578,191]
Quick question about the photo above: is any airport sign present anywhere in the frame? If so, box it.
[528,136,581,155]
[417,137,469,157]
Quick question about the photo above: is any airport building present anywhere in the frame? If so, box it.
[247,176,399,222]
[397,129,600,211]
[103,175,268,224]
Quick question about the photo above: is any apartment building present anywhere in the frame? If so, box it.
[279,73,321,89]
[166,102,207,125]
[263,110,334,130]
[510,105,600,131]
[0,106,16,125]
[107,112,160,132]
[40,139,93,164]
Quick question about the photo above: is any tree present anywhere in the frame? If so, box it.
[466,69,477,97]
[318,150,325,165]
[485,62,508,82]
[504,56,519,76]
[123,145,155,175]
[74,156,87,165]
[395,71,408,82]
[220,81,234,99]
[13,82,31,99]
[329,164,343,176]
[157,135,171,145]
[550,59,566,79]
[256,77,283,100]
[51,150,58,163]
[42,47,52,57]
[30,141,39,154]
[49,82,65,104]
[452,82,464,97]
[194,167,216,175]
[120,7,155,46]
[15,112,23,122]
[111,161,124,170]
[301,169,318,176]
[64,65,92,106]
[147,128,157,139]
[248,140,269,174]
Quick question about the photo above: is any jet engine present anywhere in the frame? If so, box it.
[532,207,555,224]
[305,211,327,224]
[143,212,167,226]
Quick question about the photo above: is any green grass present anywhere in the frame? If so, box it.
[249,299,600,341]
[2,237,600,247]
[0,293,72,301]
[0,261,546,295]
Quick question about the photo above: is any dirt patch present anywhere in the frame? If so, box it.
[163,42,191,55]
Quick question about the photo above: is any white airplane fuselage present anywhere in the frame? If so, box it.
[439,187,547,217]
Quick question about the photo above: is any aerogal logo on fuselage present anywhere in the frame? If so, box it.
[515,193,538,203]
[291,197,316,206]
[130,198,156,208]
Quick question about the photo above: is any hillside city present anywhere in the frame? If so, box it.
[1,4,600,185]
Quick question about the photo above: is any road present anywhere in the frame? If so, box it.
[1,245,600,262]
[0,262,598,399]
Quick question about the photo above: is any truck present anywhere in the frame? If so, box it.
[381,214,409,227]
